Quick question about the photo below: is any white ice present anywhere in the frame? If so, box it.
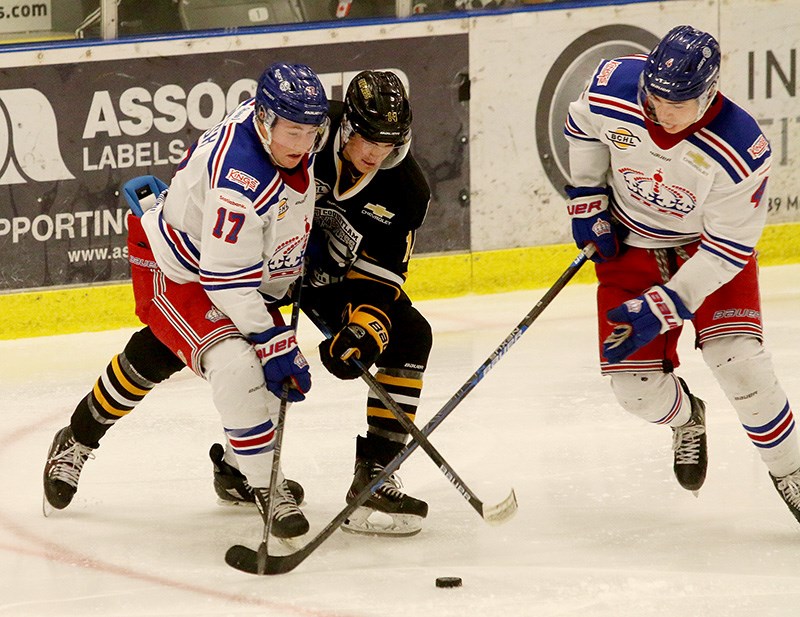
[2,264,800,617]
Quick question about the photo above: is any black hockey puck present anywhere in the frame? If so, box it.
[435,576,462,588]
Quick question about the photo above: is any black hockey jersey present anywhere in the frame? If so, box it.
[307,101,431,313]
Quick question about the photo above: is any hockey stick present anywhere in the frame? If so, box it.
[225,246,592,575]
[306,307,517,523]
[229,282,303,575]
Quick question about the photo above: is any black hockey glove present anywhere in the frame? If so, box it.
[319,305,390,380]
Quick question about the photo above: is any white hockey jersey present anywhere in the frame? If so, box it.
[565,55,772,311]
[140,99,314,338]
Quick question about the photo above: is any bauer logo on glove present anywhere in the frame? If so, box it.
[564,185,628,263]
[254,330,297,361]
[319,305,391,380]
[602,285,693,364]
[251,326,311,402]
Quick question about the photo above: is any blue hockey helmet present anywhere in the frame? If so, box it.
[255,62,329,126]
[638,26,720,121]
[254,62,330,156]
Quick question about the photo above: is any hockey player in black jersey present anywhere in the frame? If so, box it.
[43,69,433,537]
[304,70,432,535]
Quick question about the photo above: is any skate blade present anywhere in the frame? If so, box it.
[42,494,54,518]
[275,535,304,551]
[216,497,256,508]
[341,506,423,537]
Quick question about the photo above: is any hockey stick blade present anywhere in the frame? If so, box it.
[226,250,589,575]
[482,488,518,524]
[225,544,270,575]
[308,308,516,524]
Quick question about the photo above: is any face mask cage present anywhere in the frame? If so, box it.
[338,116,412,170]
[254,105,331,157]
[637,72,719,127]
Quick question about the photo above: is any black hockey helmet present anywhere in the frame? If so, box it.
[341,70,412,168]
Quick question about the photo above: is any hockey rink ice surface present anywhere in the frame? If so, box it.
[2,264,800,617]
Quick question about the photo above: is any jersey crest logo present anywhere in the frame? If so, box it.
[268,215,310,279]
[362,203,395,224]
[225,168,260,192]
[596,60,621,86]
[619,166,698,219]
[315,178,332,199]
[205,306,227,322]
[606,127,641,150]
[747,134,770,160]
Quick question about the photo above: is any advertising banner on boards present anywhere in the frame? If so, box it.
[0,33,469,292]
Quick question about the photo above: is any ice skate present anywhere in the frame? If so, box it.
[770,468,800,525]
[672,380,707,494]
[42,426,95,516]
[209,443,304,506]
[254,481,309,540]
[342,436,428,537]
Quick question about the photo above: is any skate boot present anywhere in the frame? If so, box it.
[342,435,428,537]
[672,379,708,493]
[209,443,303,506]
[43,426,95,514]
[770,468,800,525]
[254,481,309,539]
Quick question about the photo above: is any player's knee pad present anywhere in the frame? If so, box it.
[702,336,786,417]
[381,305,433,370]
[201,337,274,427]
[123,327,184,383]
[610,371,685,425]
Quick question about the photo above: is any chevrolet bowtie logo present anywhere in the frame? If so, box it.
[685,151,710,169]
[363,203,395,219]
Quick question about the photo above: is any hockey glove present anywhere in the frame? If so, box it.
[565,186,628,263]
[251,326,311,402]
[319,305,390,380]
[603,286,694,364]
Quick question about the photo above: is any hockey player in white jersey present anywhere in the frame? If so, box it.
[43,62,329,539]
[564,25,800,523]
[43,69,434,539]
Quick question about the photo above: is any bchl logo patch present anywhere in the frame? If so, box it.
[226,168,260,192]
[606,127,641,150]
[277,198,289,220]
